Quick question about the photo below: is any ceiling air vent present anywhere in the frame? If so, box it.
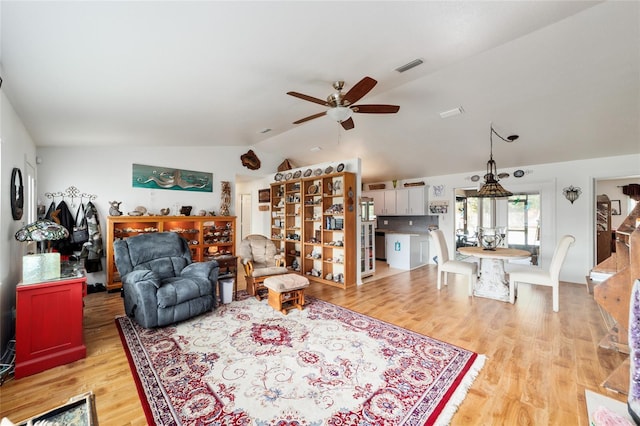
[395,58,424,73]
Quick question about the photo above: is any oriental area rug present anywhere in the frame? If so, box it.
[116,295,485,425]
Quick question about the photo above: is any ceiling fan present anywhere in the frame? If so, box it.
[287,76,400,130]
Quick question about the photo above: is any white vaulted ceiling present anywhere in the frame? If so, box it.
[1,1,638,183]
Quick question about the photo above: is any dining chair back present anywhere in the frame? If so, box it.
[432,229,477,296]
[508,234,575,312]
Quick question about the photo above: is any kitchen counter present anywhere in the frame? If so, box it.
[385,232,430,270]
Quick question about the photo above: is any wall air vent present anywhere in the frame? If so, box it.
[395,58,424,73]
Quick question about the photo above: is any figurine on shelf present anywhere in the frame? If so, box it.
[180,206,192,216]
[109,201,122,216]
[159,208,170,216]
[220,181,231,216]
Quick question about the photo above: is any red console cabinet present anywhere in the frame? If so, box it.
[15,276,87,379]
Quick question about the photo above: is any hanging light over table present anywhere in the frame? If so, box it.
[477,123,518,198]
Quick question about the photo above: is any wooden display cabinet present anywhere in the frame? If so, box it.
[270,171,356,288]
[270,182,286,256]
[284,181,302,272]
[319,172,356,288]
[302,177,324,280]
[106,215,236,291]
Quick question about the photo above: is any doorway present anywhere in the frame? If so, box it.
[239,193,252,241]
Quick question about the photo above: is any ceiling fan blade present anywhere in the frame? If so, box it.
[341,117,355,130]
[343,76,377,105]
[293,111,327,124]
[287,91,328,106]
[353,104,400,114]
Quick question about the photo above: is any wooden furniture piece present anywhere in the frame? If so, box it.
[106,215,236,291]
[271,171,357,289]
[508,235,575,312]
[458,246,531,302]
[432,229,477,296]
[596,194,612,264]
[590,202,640,393]
[238,234,288,300]
[15,273,87,379]
[263,274,310,315]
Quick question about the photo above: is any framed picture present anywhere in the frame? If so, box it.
[258,188,270,203]
[611,199,621,215]
[132,164,213,192]
[429,200,449,215]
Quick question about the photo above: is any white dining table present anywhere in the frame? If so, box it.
[457,246,531,301]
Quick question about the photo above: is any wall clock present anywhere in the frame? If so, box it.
[11,167,24,220]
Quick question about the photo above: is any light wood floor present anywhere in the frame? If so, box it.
[0,265,628,425]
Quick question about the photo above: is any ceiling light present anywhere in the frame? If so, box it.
[395,58,424,73]
[477,123,518,198]
[439,107,464,119]
[326,106,353,123]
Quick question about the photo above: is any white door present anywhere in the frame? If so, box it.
[240,193,252,240]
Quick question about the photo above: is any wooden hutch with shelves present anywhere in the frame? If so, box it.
[270,172,356,289]
[106,215,236,291]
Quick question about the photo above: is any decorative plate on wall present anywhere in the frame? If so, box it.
[284,172,293,180]
[314,168,322,176]
[293,170,302,179]
[514,170,525,178]
[303,169,313,177]
[325,166,334,174]
[336,163,345,173]
[470,175,480,182]
[308,184,318,195]
[275,173,283,181]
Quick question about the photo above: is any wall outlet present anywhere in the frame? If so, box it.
[384,220,388,225]
[409,220,413,226]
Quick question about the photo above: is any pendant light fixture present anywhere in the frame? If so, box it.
[477,123,518,198]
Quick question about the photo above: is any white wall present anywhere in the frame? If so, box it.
[366,154,640,284]
[0,90,38,352]
[36,146,284,286]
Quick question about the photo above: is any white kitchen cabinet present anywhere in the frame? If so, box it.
[370,190,397,216]
[395,187,427,215]
[383,190,397,215]
[367,186,427,216]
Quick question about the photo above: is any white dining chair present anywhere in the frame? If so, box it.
[508,235,575,312]
[432,229,477,296]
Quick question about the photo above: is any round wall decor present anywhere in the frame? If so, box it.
[11,167,24,220]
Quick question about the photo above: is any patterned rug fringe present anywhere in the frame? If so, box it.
[433,355,486,426]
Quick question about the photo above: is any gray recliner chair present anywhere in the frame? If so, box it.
[114,232,219,328]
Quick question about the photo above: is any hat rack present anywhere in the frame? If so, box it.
[45,186,97,208]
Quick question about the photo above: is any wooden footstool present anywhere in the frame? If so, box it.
[263,274,310,315]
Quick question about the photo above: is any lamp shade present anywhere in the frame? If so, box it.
[15,219,69,242]
[477,124,514,198]
[326,106,353,122]
[477,160,513,198]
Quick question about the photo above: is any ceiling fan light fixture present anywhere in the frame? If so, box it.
[326,106,353,123]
